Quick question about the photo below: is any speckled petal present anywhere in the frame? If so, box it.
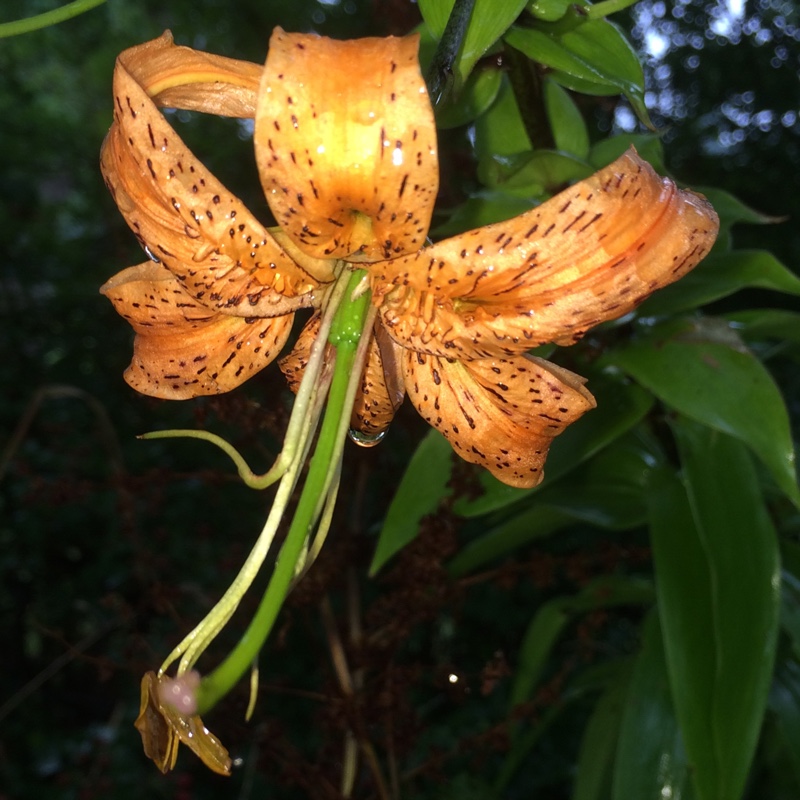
[403,351,596,488]
[374,149,719,359]
[255,28,438,262]
[279,313,325,394]
[101,263,294,399]
[279,315,404,437]
[350,322,405,437]
[102,33,333,322]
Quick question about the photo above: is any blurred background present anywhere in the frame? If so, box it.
[1,0,797,797]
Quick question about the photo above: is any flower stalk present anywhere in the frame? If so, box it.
[196,269,375,714]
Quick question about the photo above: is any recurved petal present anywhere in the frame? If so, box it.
[375,149,719,359]
[255,28,438,262]
[115,30,263,118]
[101,263,294,398]
[102,36,333,320]
[279,313,325,395]
[350,322,405,437]
[404,352,596,488]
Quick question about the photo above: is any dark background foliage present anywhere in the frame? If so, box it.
[0,0,797,798]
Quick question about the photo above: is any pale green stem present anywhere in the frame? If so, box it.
[195,271,374,714]
[158,269,351,676]
[0,0,106,38]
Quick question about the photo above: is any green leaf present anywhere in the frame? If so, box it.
[369,430,453,574]
[608,318,800,507]
[435,64,503,128]
[648,420,780,800]
[575,671,628,800]
[432,190,537,237]
[533,431,653,529]
[472,76,532,158]
[613,613,695,800]
[638,250,800,317]
[455,372,654,517]
[543,78,590,158]
[504,19,650,126]
[420,0,529,83]
[526,0,572,22]
[479,148,592,196]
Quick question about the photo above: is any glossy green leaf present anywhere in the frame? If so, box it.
[435,64,503,129]
[526,0,572,21]
[638,250,800,317]
[369,430,452,574]
[472,77,531,158]
[420,0,528,83]
[504,19,650,125]
[608,318,800,507]
[479,148,592,195]
[648,420,780,800]
[543,77,590,158]
[533,431,653,529]
[574,672,628,800]
[613,613,695,800]
[455,373,654,517]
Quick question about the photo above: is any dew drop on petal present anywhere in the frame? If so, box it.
[348,428,387,448]
[143,245,161,263]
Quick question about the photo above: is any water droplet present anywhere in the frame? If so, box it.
[348,428,386,448]
[143,245,161,263]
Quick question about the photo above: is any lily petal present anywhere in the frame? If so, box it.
[101,263,293,398]
[113,30,263,119]
[404,352,596,488]
[375,150,719,359]
[280,316,404,437]
[255,28,438,262]
[350,322,405,437]
[102,34,333,322]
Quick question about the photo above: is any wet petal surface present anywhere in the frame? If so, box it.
[255,28,438,262]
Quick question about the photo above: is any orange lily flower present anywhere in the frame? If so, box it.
[101,29,718,488]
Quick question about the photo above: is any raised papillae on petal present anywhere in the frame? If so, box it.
[374,149,719,359]
[255,28,438,262]
[404,352,596,488]
[101,263,294,398]
[102,32,333,324]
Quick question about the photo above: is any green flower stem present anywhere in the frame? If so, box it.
[196,270,374,715]
[158,269,353,676]
[426,0,477,105]
[0,0,106,38]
